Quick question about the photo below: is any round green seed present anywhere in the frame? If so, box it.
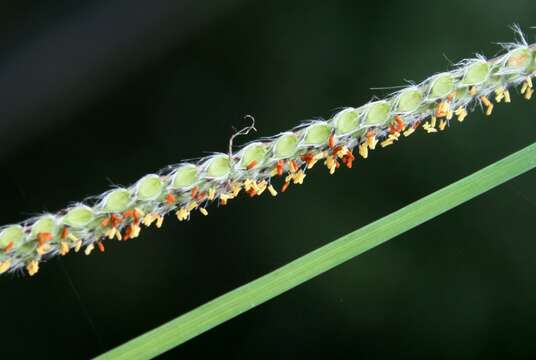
[136,174,163,201]
[207,155,231,178]
[303,123,331,145]
[31,216,57,237]
[334,108,360,134]
[104,189,131,212]
[507,48,531,68]
[365,101,390,125]
[462,61,489,85]
[172,165,198,189]
[274,133,298,158]
[241,143,267,168]
[397,89,423,113]
[0,225,24,249]
[64,206,95,228]
[429,74,454,98]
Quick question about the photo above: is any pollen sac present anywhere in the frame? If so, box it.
[506,48,532,69]
[136,174,164,201]
[31,215,57,238]
[333,108,360,135]
[64,206,95,228]
[396,88,423,113]
[365,101,391,125]
[0,225,25,250]
[171,164,198,189]
[461,61,490,85]
[104,188,131,212]
[240,143,267,169]
[429,73,455,99]
[274,133,298,158]
[303,122,331,145]
[206,155,231,178]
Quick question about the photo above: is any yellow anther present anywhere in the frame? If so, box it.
[380,139,394,147]
[84,243,95,256]
[504,89,511,103]
[175,207,190,221]
[403,127,415,137]
[367,135,378,150]
[521,81,528,94]
[388,134,400,142]
[187,201,198,211]
[423,122,438,133]
[256,180,267,195]
[480,96,493,116]
[59,241,69,256]
[495,87,505,103]
[142,214,155,227]
[430,116,437,128]
[469,86,478,96]
[67,233,79,242]
[358,142,368,159]
[199,207,208,216]
[314,151,328,160]
[446,110,453,120]
[336,145,349,158]
[37,243,52,256]
[289,160,298,173]
[292,170,306,185]
[207,187,216,201]
[0,260,11,274]
[106,227,117,240]
[231,182,242,196]
[267,184,278,197]
[439,119,447,131]
[131,224,141,238]
[436,101,450,118]
[74,239,82,253]
[26,260,39,276]
[270,168,278,177]
[525,87,534,100]
[454,106,468,122]
[325,156,337,174]
[155,215,164,228]
[115,229,122,241]
[527,76,533,88]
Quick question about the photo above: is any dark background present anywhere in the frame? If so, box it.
[0,0,535,358]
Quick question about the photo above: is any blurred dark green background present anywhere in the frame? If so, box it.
[0,0,535,358]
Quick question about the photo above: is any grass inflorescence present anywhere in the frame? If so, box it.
[1,30,535,276]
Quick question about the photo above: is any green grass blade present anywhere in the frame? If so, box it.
[96,142,536,360]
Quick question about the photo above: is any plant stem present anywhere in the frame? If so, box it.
[96,142,536,360]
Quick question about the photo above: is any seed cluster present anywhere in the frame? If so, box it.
[1,34,535,276]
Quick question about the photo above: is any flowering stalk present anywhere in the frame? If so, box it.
[1,31,535,276]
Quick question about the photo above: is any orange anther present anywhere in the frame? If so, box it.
[247,188,257,197]
[3,242,13,253]
[290,160,299,173]
[246,160,257,170]
[37,232,52,246]
[166,193,176,205]
[276,160,284,176]
[328,132,335,149]
[110,214,122,227]
[60,227,69,240]
[281,181,290,193]
[191,186,199,200]
[332,145,343,157]
[101,217,111,227]
[97,241,105,253]
[395,115,405,131]
[123,209,134,218]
